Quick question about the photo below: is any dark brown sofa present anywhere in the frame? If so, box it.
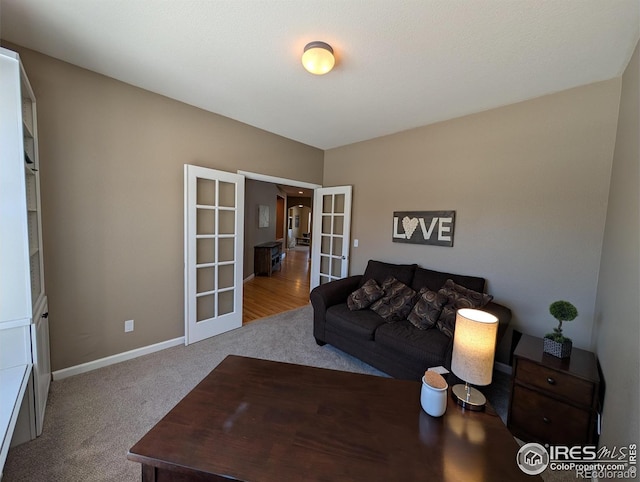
[310,260,511,380]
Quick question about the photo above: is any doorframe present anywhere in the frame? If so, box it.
[237,171,321,191]
[238,170,321,283]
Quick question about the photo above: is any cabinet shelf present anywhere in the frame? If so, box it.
[23,142,36,167]
[24,164,38,182]
[21,93,34,129]
[23,121,34,139]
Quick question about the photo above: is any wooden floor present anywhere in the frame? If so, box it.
[243,246,311,324]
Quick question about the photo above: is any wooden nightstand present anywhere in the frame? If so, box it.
[507,334,600,446]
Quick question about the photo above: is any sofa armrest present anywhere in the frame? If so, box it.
[482,301,512,345]
[310,275,363,310]
[310,275,363,343]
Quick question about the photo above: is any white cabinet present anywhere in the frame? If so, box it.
[0,47,51,475]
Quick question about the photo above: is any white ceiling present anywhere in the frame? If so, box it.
[1,0,638,150]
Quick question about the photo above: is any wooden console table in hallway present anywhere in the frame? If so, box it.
[254,241,282,277]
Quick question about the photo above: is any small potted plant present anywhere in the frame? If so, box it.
[544,300,578,358]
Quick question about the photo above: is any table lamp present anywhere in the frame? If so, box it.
[451,308,499,411]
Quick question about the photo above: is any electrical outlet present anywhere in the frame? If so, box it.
[124,319,134,333]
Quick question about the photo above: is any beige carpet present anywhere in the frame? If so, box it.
[3,305,577,481]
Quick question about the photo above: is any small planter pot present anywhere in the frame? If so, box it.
[543,337,572,359]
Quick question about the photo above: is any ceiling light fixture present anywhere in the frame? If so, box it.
[302,41,335,75]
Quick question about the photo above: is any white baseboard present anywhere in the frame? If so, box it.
[52,336,184,381]
[243,274,255,283]
[51,337,513,381]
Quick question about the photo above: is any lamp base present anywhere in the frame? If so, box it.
[451,383,486,411]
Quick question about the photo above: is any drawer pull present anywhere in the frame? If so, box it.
[543,417,551,424]
[546,377,556,385]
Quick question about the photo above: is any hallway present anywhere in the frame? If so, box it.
[243,246,311,324]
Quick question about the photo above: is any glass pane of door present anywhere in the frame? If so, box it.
[310,186,352,290]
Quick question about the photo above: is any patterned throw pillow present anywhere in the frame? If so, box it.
[407,287,448,330]
[370,276,418,322]
[347,279,384,310]
[436,279,493,337]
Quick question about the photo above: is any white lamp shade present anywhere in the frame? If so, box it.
[302,41,335,75]
[451,308,498,386]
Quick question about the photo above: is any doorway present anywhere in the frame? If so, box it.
[239,171,319,324]
[185,167,351,342]
[242,243,311,323]
[288,205,311,248]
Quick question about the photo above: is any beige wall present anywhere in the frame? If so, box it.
[10,45,323,371]
[7,41,635,435]
[593,42,639,449]
[324,80,621,362]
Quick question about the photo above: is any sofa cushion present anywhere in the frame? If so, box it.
[407,287,448,330]
[370,277,418,322]
[436,279,493,337]
[361,260,416,287]
[375,320,452,369]
[347,279,384,311]
[326,303,386,341]
[411,267,485,293]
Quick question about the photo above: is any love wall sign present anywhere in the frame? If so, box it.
[392,211,455,247]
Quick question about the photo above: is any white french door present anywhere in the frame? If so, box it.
[32,300,50,435]
[310,186,352,290]
[184,165,244,345]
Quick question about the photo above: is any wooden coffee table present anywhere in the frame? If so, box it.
[128,355,539,481]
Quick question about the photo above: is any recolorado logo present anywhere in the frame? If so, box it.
[516,442,637,479]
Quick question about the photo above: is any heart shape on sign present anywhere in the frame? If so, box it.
[402,216,419,239]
